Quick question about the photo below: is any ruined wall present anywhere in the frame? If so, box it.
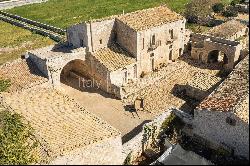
[122,110,173,162]
[28,53,49,78]
[137,19,186,74]
[87,19,116,52]
[50,136,123,165]
[67,23,88,49]
[193,107,249,159]
[116,19,138,57]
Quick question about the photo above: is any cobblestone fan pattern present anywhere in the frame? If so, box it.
[118,5,183,31]
[0,87,121,161]
[0,58,48,92]
[198,56,249,123]
[122,55,220,114]
[93,44,136,71]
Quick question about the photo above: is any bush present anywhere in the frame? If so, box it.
[212,3,225,13]
[222,8,238,17]
[230,0,241,6]
[0,111,39,165]
[0,79,11,92]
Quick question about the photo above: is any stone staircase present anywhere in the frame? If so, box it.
[0,10,66,42]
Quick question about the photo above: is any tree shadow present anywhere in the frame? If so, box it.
[122,120,151,144]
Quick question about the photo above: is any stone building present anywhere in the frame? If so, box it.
[192,56,249,159]
[190,20,248,72]
[28,6,186,98]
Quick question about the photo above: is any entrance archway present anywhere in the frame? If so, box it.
[207,50,229,65]
[60,59,91,90]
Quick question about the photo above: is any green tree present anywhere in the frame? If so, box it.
[212,3,225,13]
[184,0,219,24]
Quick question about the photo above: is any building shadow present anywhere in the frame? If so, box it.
[122,120,151,144]
[25,58,47,78]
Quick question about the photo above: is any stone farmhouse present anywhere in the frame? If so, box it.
[28,6,186,98]
[192,56,249,159]
[190,20,248,72]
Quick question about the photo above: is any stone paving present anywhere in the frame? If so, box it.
[0,58,48,92]
[122,54,221,115]
[0,87,120,160]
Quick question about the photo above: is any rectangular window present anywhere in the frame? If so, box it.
[142,38,144,50]
[152,35,156,45]
[99,39,102,44]
[170,29,174,39]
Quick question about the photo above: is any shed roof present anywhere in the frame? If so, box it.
[93,44,136,71]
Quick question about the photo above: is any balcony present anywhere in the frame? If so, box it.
[148,40,161,51]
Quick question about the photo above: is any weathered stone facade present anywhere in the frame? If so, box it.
[190,20,248,72]
[192,56,249,159]
[29,6,186,99]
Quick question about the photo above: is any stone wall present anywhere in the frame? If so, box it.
[50,136,123,165]
[0,0,47,10]
[192,106,249,159]
[116,19,138,57]
[137,19,186,74]
[190,33,242,71]
[122,110,173,162]
[67,23,88,49]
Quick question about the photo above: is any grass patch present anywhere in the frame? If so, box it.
[0,79,11,92]
[0,21,54,65]
[0,110,39,165]
[7,0,191,29]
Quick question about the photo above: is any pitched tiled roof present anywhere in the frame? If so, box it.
[93,44,136,71]
[118,6,184,31]
[206,20,246,39]
[198,56,249,123]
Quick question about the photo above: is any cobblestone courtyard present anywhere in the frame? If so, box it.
[57,54,221,141]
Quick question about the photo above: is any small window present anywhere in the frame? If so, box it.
[150,53,154,57]
[169,29,174,39]
[181,28,183,31]
[169,45,173,49]
[226,117,236,126]
[142,38,145,50]
[152,35,156,45]
[99,39,102,44]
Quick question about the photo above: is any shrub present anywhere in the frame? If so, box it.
[0,79,11,92]
[212,3,225,13]
[222,8,238,17]
[230,0,241,6]
[0,111,39,165]
[123,152,132,165]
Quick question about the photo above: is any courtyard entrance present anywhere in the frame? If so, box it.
[207,50,229,67]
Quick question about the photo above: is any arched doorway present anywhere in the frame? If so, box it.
[207,50,228,65]
[60,59,90,90]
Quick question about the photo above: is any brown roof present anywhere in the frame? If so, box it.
[118,6,184,31]
[197,56,249,123]
[0,87,120,160]
[206,20,246,39]
[0,59,48,92]
[93,44,136,71]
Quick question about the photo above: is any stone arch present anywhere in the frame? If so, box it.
[60,59,90,88]
[207,50,229,65]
